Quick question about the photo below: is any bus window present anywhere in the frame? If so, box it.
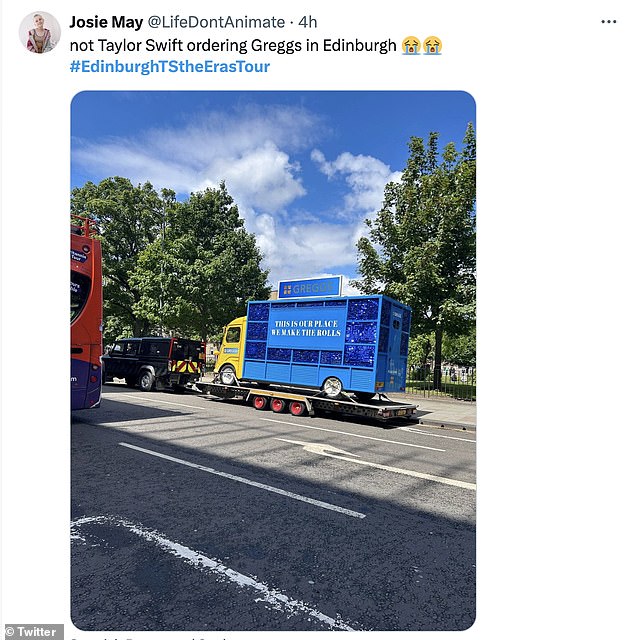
[71,271,91,323]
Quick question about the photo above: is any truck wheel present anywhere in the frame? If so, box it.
[219,365,237,385]
[139,370,155,392]
[322,376,343,398]
[252,395,268,410]
[289,401,306,417]
[271,398,286,413]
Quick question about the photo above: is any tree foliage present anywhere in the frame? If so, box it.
[71,177,163,341]
[71,178,270,344]
[354,124,476,386]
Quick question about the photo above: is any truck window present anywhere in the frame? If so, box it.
[124,342,138,356]
[111,342,124,354]
[139,340,169,357]
[226,327,241,343]
[171,340,203,360]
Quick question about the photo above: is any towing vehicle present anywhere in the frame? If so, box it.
[103,336,205,392]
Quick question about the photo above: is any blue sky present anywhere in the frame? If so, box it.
[71,91,475,291]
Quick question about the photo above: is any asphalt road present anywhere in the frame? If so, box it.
[71,383,476,632]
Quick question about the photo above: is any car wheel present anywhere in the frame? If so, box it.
[139,370,155,392]
[219,365,237,385]
[322,376,343,398]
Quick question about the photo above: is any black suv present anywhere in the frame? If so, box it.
[103,336,206,392]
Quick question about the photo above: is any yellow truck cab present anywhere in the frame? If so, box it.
[213,316,246,384]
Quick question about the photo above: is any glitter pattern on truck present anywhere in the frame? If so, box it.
[213,295,411,401]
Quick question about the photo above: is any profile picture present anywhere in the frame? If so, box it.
[20,11,61,54]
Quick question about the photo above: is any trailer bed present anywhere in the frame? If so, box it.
[195,381,418,422]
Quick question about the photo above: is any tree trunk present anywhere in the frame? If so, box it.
[433,326,443,389]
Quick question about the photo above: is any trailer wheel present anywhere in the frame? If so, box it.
[322,376,343,398]
[271,398,286,413]
[219,365,237,385]
[252,395,268,410]
[289,401,306,417]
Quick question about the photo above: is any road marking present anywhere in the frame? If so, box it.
[114,394,206,410]
[259,418,445,452]
[398,426,476,443]
[277,438,477,491]
[119,442,365,519]
[71,515,359,631]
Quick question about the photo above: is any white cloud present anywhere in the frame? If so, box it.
[73,105,321,211]
[72,105,400,289]
[311,149,402,217]
[196,142,306,212]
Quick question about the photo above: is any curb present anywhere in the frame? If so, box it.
[416,417,476,432]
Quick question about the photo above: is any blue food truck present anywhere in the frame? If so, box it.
[197,295,417,421]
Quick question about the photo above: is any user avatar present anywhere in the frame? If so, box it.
[21,12,60,54]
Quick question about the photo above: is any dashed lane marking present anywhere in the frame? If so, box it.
[278,438,477,491]
[118,442,366,519]
[114,393,207,410]
[259,417,445,452]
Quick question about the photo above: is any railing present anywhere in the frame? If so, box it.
[406,365,476,401]
[71,214,98,237]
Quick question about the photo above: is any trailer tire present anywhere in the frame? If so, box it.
[322,376,343,398]
[289,401,306,417]
[139,370,155,392]
[219,365,237,385]
[252,395,268,410]
[271,398,286,413]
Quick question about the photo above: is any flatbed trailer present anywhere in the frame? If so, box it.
[194,380,418,422]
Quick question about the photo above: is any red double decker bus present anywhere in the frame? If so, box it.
[71,215,103,410]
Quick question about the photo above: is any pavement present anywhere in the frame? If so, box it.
[384,392,476,431]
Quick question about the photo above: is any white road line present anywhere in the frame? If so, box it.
[118,442,365,519]
[114,393,206,410]
[259,418,445,452]
[278,439,476,491]
[71,515,359,631]
[398,426,476,443]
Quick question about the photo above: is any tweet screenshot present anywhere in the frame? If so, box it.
[1,1,632,638]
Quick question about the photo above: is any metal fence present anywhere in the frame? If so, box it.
[406,365,476,401]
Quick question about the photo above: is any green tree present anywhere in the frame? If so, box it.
[132,183,270,341]
[354,124,476,388]
[71,177,163,342]
[408,333,434,380]
[443,329,476,369]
